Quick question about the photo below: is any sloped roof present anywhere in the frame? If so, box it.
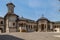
[40,16,48,20]
[19,17,36,23]
[37,16,49,22]
[4,12,19,18]
[6,2,15,7]
[54,21,60,24]
[0,17,4,19]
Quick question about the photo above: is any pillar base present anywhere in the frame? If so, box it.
[6,28,9,33]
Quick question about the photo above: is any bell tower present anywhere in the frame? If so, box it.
[6,3,15,13]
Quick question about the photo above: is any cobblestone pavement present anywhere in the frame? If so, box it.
[0,32,60,40]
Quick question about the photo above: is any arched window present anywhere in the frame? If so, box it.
[13,23,15,26]
[0,21,3,24]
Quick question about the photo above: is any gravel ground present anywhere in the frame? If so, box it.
[0,32,60,40]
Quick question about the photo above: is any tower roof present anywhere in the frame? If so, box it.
[6,2,15,7]
[40,16,47,20]
[37,14,49,21]
[40,14,47,20]
[4,2,19,18]
[4,12,19,18]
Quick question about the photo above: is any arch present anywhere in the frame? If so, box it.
[0,21,3,24]
[0,28,3,33]
[41,24,44,31]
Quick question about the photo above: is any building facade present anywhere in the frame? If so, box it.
[0,3,60,33]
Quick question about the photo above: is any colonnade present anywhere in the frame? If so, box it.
[19,23,36,32]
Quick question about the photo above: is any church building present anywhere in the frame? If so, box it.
[0,2,60,33]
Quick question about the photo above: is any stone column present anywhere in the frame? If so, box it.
[50,23,53,32]
[46,24,47,32]
[19,27,22,32]
[32,25,33,31]
[25,24,26,31]
[40,25,41,32]
[31,25,32,31]
[30,25,31,31]
[0,30,1,33]
[30,25,31,30]
[59,27,60,32]
[6,19,9,33]
[44,24,46,31]
[50,23,53,29]
[32,25,35,31]
[3,27,4,33]
[38,25,40,32]
[38,25,41,32]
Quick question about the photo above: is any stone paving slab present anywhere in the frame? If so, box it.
[0,32,60,40]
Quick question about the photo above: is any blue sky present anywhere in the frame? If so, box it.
[0,0,60,21]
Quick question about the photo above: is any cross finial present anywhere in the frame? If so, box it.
[42,14,44,17]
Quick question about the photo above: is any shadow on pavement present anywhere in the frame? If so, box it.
[0,35,24,40]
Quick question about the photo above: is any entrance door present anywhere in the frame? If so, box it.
[41,24,44,31]
[0,28,3,33]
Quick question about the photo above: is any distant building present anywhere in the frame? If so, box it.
[0,3,60,33]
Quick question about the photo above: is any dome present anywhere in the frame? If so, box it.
[6,2,15,7]
[40,16,48,20]
[37,14,48,21]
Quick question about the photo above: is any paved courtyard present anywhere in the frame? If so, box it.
[0,32,60,40]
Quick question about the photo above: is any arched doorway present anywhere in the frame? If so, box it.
[0,28,3,33]
[41,24,45,31]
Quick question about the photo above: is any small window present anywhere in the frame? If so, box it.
[19,23,23,27]
[13,23,15,26]
[1,21,3,24]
